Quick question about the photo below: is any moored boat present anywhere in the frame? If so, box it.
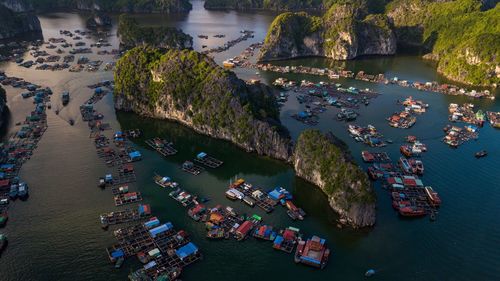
[475,150,487,158]
[17,182,28,199]
[424,186,441,207]
[0,234,7,253]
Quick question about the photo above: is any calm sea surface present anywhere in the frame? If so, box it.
[0,1,499,280]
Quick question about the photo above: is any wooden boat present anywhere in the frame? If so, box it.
[424,186,441,207]
[475,150,487,158]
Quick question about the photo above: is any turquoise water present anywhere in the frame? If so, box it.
[0,1,499,280]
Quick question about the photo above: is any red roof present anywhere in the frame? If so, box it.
[283,229,296,241]
[236,221,253,236]
[0,179,9,187]
[403,178,417,187]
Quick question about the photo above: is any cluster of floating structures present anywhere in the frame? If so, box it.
[443,125,479,148]
[348,124,388,147]
[202,30,254,56]
[355,71,494,100]
[156,175,330,269]
[387,96,429,129]
[10,28,118,73]
[0,72,52,244]
[273,78,377,126]
[75,79,202,279]
[487,111,500,128]
[225,179,306,220]
[363,136,440,220]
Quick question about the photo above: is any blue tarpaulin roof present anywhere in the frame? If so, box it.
[144,218,160,229]
[111,249,124,258]
[149,223,173,238]
[273,235,283,245]
[175,242,198,260]
[268,190,282,201]
[298,111,308,118]
[129,151,142,159]
[196,152,207,159]
[1,164,15,169]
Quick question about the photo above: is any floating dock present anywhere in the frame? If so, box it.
[100,204,151,228]
[193,152,223,168]
[145,138,177,157]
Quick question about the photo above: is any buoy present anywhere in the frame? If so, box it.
[365,269,376,277]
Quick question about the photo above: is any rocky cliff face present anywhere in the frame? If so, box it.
[259,3,396,61]
[386,0,499,86]
[0,4,41,40]
[293,130,376,228]
[114,47,293,161]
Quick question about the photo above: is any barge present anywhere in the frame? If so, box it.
[193,152,223,168]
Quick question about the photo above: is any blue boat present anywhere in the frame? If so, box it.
[9,185,18,199]
[18,182,28,198]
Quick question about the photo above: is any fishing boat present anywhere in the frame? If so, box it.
[294,236,330,269]
[61,91,70,106]
[399,206,426,217]
[0,213,7,227]
[400,145,413,157]
[0,234,7,253]
[365,269,376,277]
[475,150,487,158]
[425,186,441,207]
[17,182,28,199]
[9,185,18,199]
[409,159,424,175]
[98,177,106,188]
[398,157,412,174]
[114,257,124,269]
[223,59,235,68]
[69,119,74,126]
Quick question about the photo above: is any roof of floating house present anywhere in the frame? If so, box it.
[196,152,207,159]
[129,151,141,159]
[175,242,198,260]
[149,223,174,238]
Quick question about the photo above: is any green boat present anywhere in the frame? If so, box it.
[0,234,7,252]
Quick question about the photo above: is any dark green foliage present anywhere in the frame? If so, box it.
[295,130,375,205]
[117,14,192,49]
[386,0,499,85]
[114,47,284,144]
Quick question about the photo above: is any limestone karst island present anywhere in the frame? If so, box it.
[0,0,498,280]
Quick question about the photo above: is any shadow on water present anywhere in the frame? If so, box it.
[116,111,290,179]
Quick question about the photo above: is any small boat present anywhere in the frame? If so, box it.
[55,109,59,115]
[17,182,28,199]
[114,257,124,269]
[223,59,235,68]
[365,269,376,277]
[0,234,7,253]
[425,186,441,207]
[9,185,18,199]
[61,91,70,106]
[98,177,106,188]
[475,150,487,158]
[69,119,74,126]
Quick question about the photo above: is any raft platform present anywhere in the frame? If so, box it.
[100,205,151,227]
[181,161,204,176]
[193,152,223,168]
[114,192,143,206]
[145,138,177,157]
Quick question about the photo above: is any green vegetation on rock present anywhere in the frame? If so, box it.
[114,46,292,159]
[294,130,375,206]
[117,14,193,49]
[293,130,376,227]
[386,0,500,85]
[260,1,396,61]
